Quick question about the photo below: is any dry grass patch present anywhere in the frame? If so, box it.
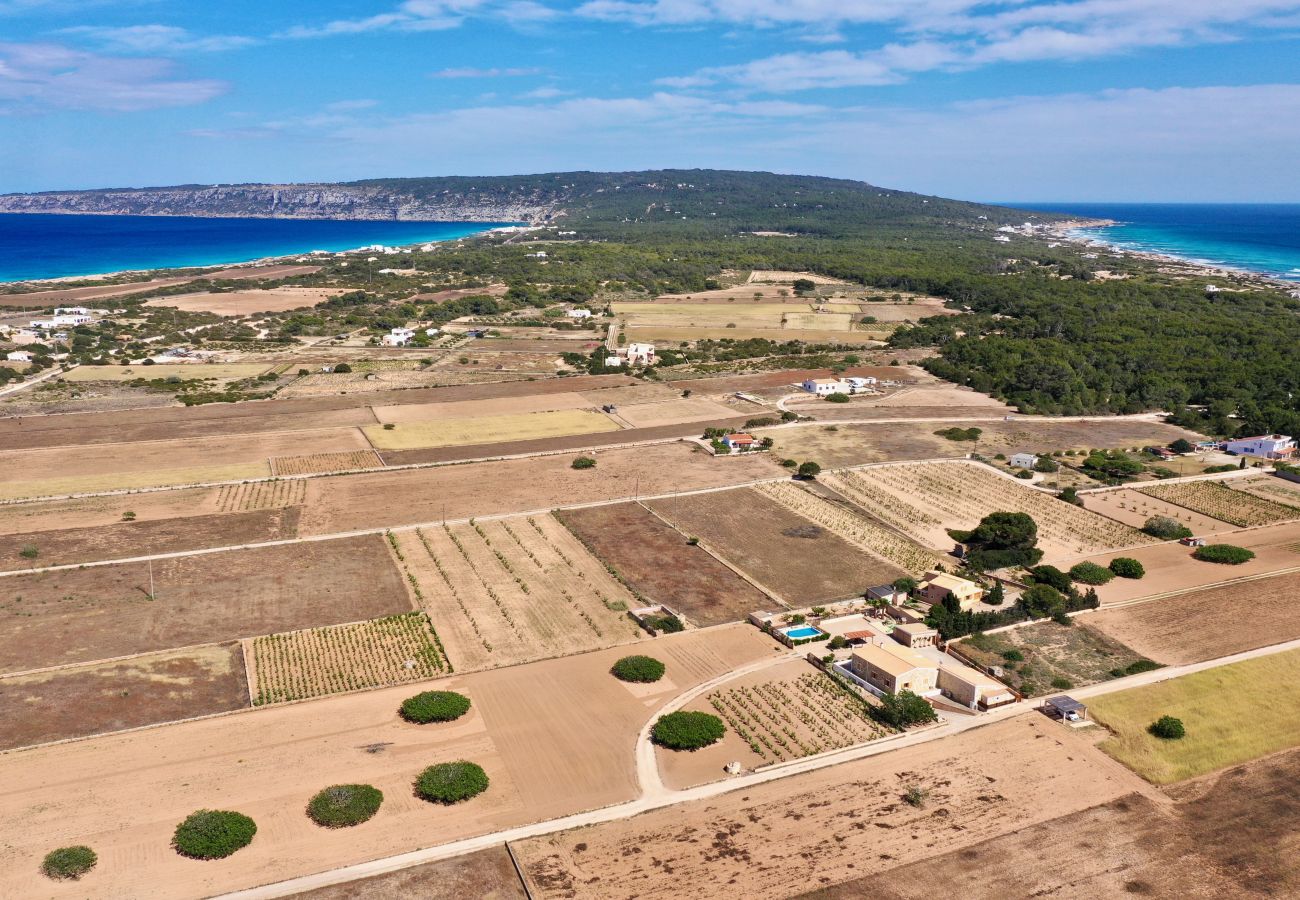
[1090,647,1300,783]
[61,364,272,383]
[1234,474,1300,506]
[1139,479,1300,528]
[250,612,449,705]
[612,397,738,428]
[363,409,620,450]
[0,461,270,500]
[271,450,383,476]
[958,621,1149,696]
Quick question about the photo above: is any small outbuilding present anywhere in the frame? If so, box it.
[866,584,906,605]
[891,622,938,649]
[1044,695,1088,723]
[1010,453,1039,469]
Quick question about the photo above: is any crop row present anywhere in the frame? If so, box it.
[755,481,939,574]
[271,450,380,476]
[1139,480,1299,528]
[251,612,448,705]
[214,479,305,512]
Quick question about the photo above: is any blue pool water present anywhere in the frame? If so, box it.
[783,626,823,640]
[0,213,514,282]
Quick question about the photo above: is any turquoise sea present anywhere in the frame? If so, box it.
[1009,203,1300,282]
[0,214,513,282]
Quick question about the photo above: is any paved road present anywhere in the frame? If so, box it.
[212,633,1300,900]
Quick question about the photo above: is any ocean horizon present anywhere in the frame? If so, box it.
[0,214,515,283]
[1005,202,1300,283]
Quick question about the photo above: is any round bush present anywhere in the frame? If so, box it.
[1149,715,1186,740]
[172,810,257,860]
[41,846,97,880]
[1142,516,1192,540]
[652,711,725,751]
[1108,557,1146,579]
[611,655,666,683]
[1192,544,1255,565]
[1068,561,1115,585]
[307,784,384,828]
[400,690,471,724]
[415,761,490,804]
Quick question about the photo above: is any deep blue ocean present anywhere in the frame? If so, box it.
[0,214,513,282]
[1007,203,1300,282]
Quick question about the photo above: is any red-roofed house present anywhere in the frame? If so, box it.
[723,432,758,451]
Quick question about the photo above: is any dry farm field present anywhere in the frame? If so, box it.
[555,502,770,626]
[611,397,737,428]
[60,363,273,382]
[1083,487,1239,534]
[0,643,249,751]
[363,408,620,450]
[1138,479,1300,527]
[144,287,343,315]
[271,449,384,475]
[957,622,1150,696]
[755,480,940,574]
[250,612,449,704]
[646,487,903,605]
[0,461,269,501]
[387,516,643,672]
[0,535,412,672]
[214,479,307,511]
[1088,570,1300,664]
[293,846,527,900]
[1233,473,1300,506]
[843,462,1153,560]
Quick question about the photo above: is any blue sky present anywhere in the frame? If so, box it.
[2,0,1299,200]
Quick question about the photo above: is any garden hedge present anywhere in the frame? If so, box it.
[172,810,257,860]
[415,761,490,804]
[400,690,471,724]
[41,846,97,880]
[651,711,725,750]
[611,655,666,683]
[1192,544,1255,565]
[307,784,384,828]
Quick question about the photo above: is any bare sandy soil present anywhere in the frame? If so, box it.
[0,507,298,572]
[370,392,591,424]
[1087,570,1300,665]
[514,716,1151,900]
[145,287,345,316]
[1081,520,1300,605]
[0,486,221,535]
[0,626,775,900]
[807,746,1300,899]
[646,487,902,605]
[1084,487,1239,535]
[297,443,782,536]
[292,846,526,899]
[0,535,411,672]
[0,643,249,750]
[0,277,193,305]
[556,503,770,626]
[612,397,737,428]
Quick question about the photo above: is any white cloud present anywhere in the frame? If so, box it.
[60,25,257,54]
[283,0,554,38]
[0,41,226,111]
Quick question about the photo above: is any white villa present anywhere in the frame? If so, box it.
[1009,453,1038,469]
[1224,434,1295,460]
[381,327,416,347]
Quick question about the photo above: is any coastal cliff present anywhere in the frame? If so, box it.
[0,182,562,222]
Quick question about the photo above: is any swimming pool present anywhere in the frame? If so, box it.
[781,626,824,640]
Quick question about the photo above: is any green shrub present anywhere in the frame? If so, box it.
[41,846,97,880]
[797,460,821,479]
[306,784,384,828]
[933,426,982,441]
[1149,715,1186,740]
[872,690,938,728]
[611,655,666,683]
[415,761,490,804]
[1015,469,1033,479]
[19,545,38,559]
[571,456,597,469]
[1108,557,1145,578]
[781,458,798,468]
[1050,676,1073,690]
[400,690,471,724]
[1030,565,1072,592]
[1002,649,1024,662]
[652,711,725,750]
[1192,544,1255,565]
[172,810,257,859]
[1068,561,1115,585]
[1142,516,1193,540]
[333,363,352,373]
[824,392,850,403]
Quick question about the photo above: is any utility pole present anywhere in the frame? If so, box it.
[148,558,155,601]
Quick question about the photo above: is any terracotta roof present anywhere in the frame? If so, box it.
[842,630,875,641]
[852,642,937,678]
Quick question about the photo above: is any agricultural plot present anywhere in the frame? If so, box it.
[1090,648,1300,783]
[646,487,903,605]
[296,847,527,900]
[370,392,590,424]
[612,397,738,428]
[706,667,888,765]
[0,643,249,751]
[848,462,1153,560]
[363,409,620,451]
[270,449,384,476]
[144,287,339,315]
[0,535,412,672]
[215,479,307,511]
[957,622,1150,696]
[755,481,939,574]
[555,503,770,626]
[0,461,269,501]
[1138,479,1300,528]
[1089,571,1300,665]
[1233,473,1300,506]
[626,326,884,344]
[61,363,273,382]
[250,612,449,704]
[1083,488,1237,534]
[388,515,643,672]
